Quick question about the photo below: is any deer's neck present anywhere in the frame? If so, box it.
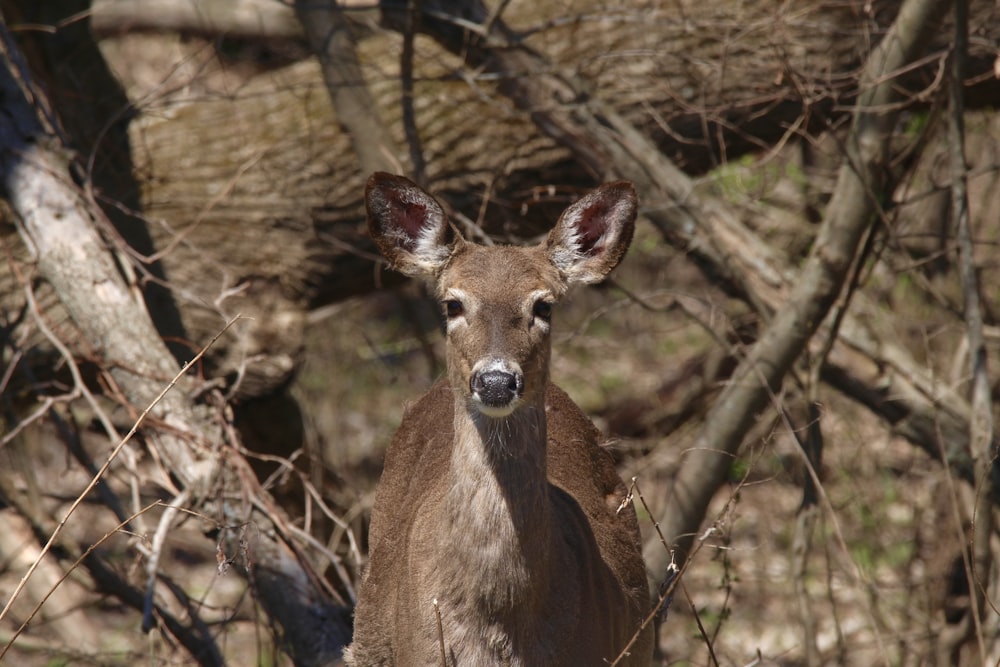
[441,397,553,614]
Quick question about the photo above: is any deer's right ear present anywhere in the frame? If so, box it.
[545,181,637,285]
[366,172,452,278]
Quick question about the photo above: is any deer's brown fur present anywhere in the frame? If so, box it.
[347,173,653,666]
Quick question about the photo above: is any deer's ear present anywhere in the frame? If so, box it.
[366,172,453,278]
[545,181,637,285]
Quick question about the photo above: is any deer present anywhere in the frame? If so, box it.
[345,173,654,667]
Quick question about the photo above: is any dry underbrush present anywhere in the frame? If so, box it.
[4,12,1000,666]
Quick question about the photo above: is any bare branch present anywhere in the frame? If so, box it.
[0,25,212,485]
[295,0,404,176]
[0,23,352,665]
[947,0,994,659]
[652,0,952,572]
[90,0,305,39]
[400,0,427,186]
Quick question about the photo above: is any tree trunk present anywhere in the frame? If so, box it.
[0,21,352,666]
[4,1,1000,401]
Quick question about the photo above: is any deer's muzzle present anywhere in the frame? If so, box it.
[470,365,524,415]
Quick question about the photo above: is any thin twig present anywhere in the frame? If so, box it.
[608,476,675,667]
[949,0,993,659]
[616,467,760,667]
[0,316,241,627]
[142,488,192,632]
[0,393,71,448]
[230,437,361,601]
[433,597,447,666]
[12,267,122,448]
[401,0,427,186]
[0,501,163,660]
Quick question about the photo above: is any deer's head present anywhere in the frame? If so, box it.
[366,173,637,418]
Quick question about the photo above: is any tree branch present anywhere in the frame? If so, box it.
[90,0,306,39]
[947,0,994,658]
[296,0,404,177]
[400,0,957,579]
[0,23,351,666]
[652,0,951,572]
[0,22,208,484]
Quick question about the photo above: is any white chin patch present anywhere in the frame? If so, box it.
[473,398,519,419]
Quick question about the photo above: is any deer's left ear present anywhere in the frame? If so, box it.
[544,181,637,285]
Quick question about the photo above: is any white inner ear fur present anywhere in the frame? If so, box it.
[394,195,452,275]
[550,215,613,272]
[412,199,448,254]
[549,223,620,284]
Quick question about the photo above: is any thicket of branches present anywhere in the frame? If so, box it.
[2,0,1000,664]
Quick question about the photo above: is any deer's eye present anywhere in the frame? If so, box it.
[444,299,464,319]
[532,299,552,322]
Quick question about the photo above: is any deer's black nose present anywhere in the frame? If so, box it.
[471,369,523,408]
